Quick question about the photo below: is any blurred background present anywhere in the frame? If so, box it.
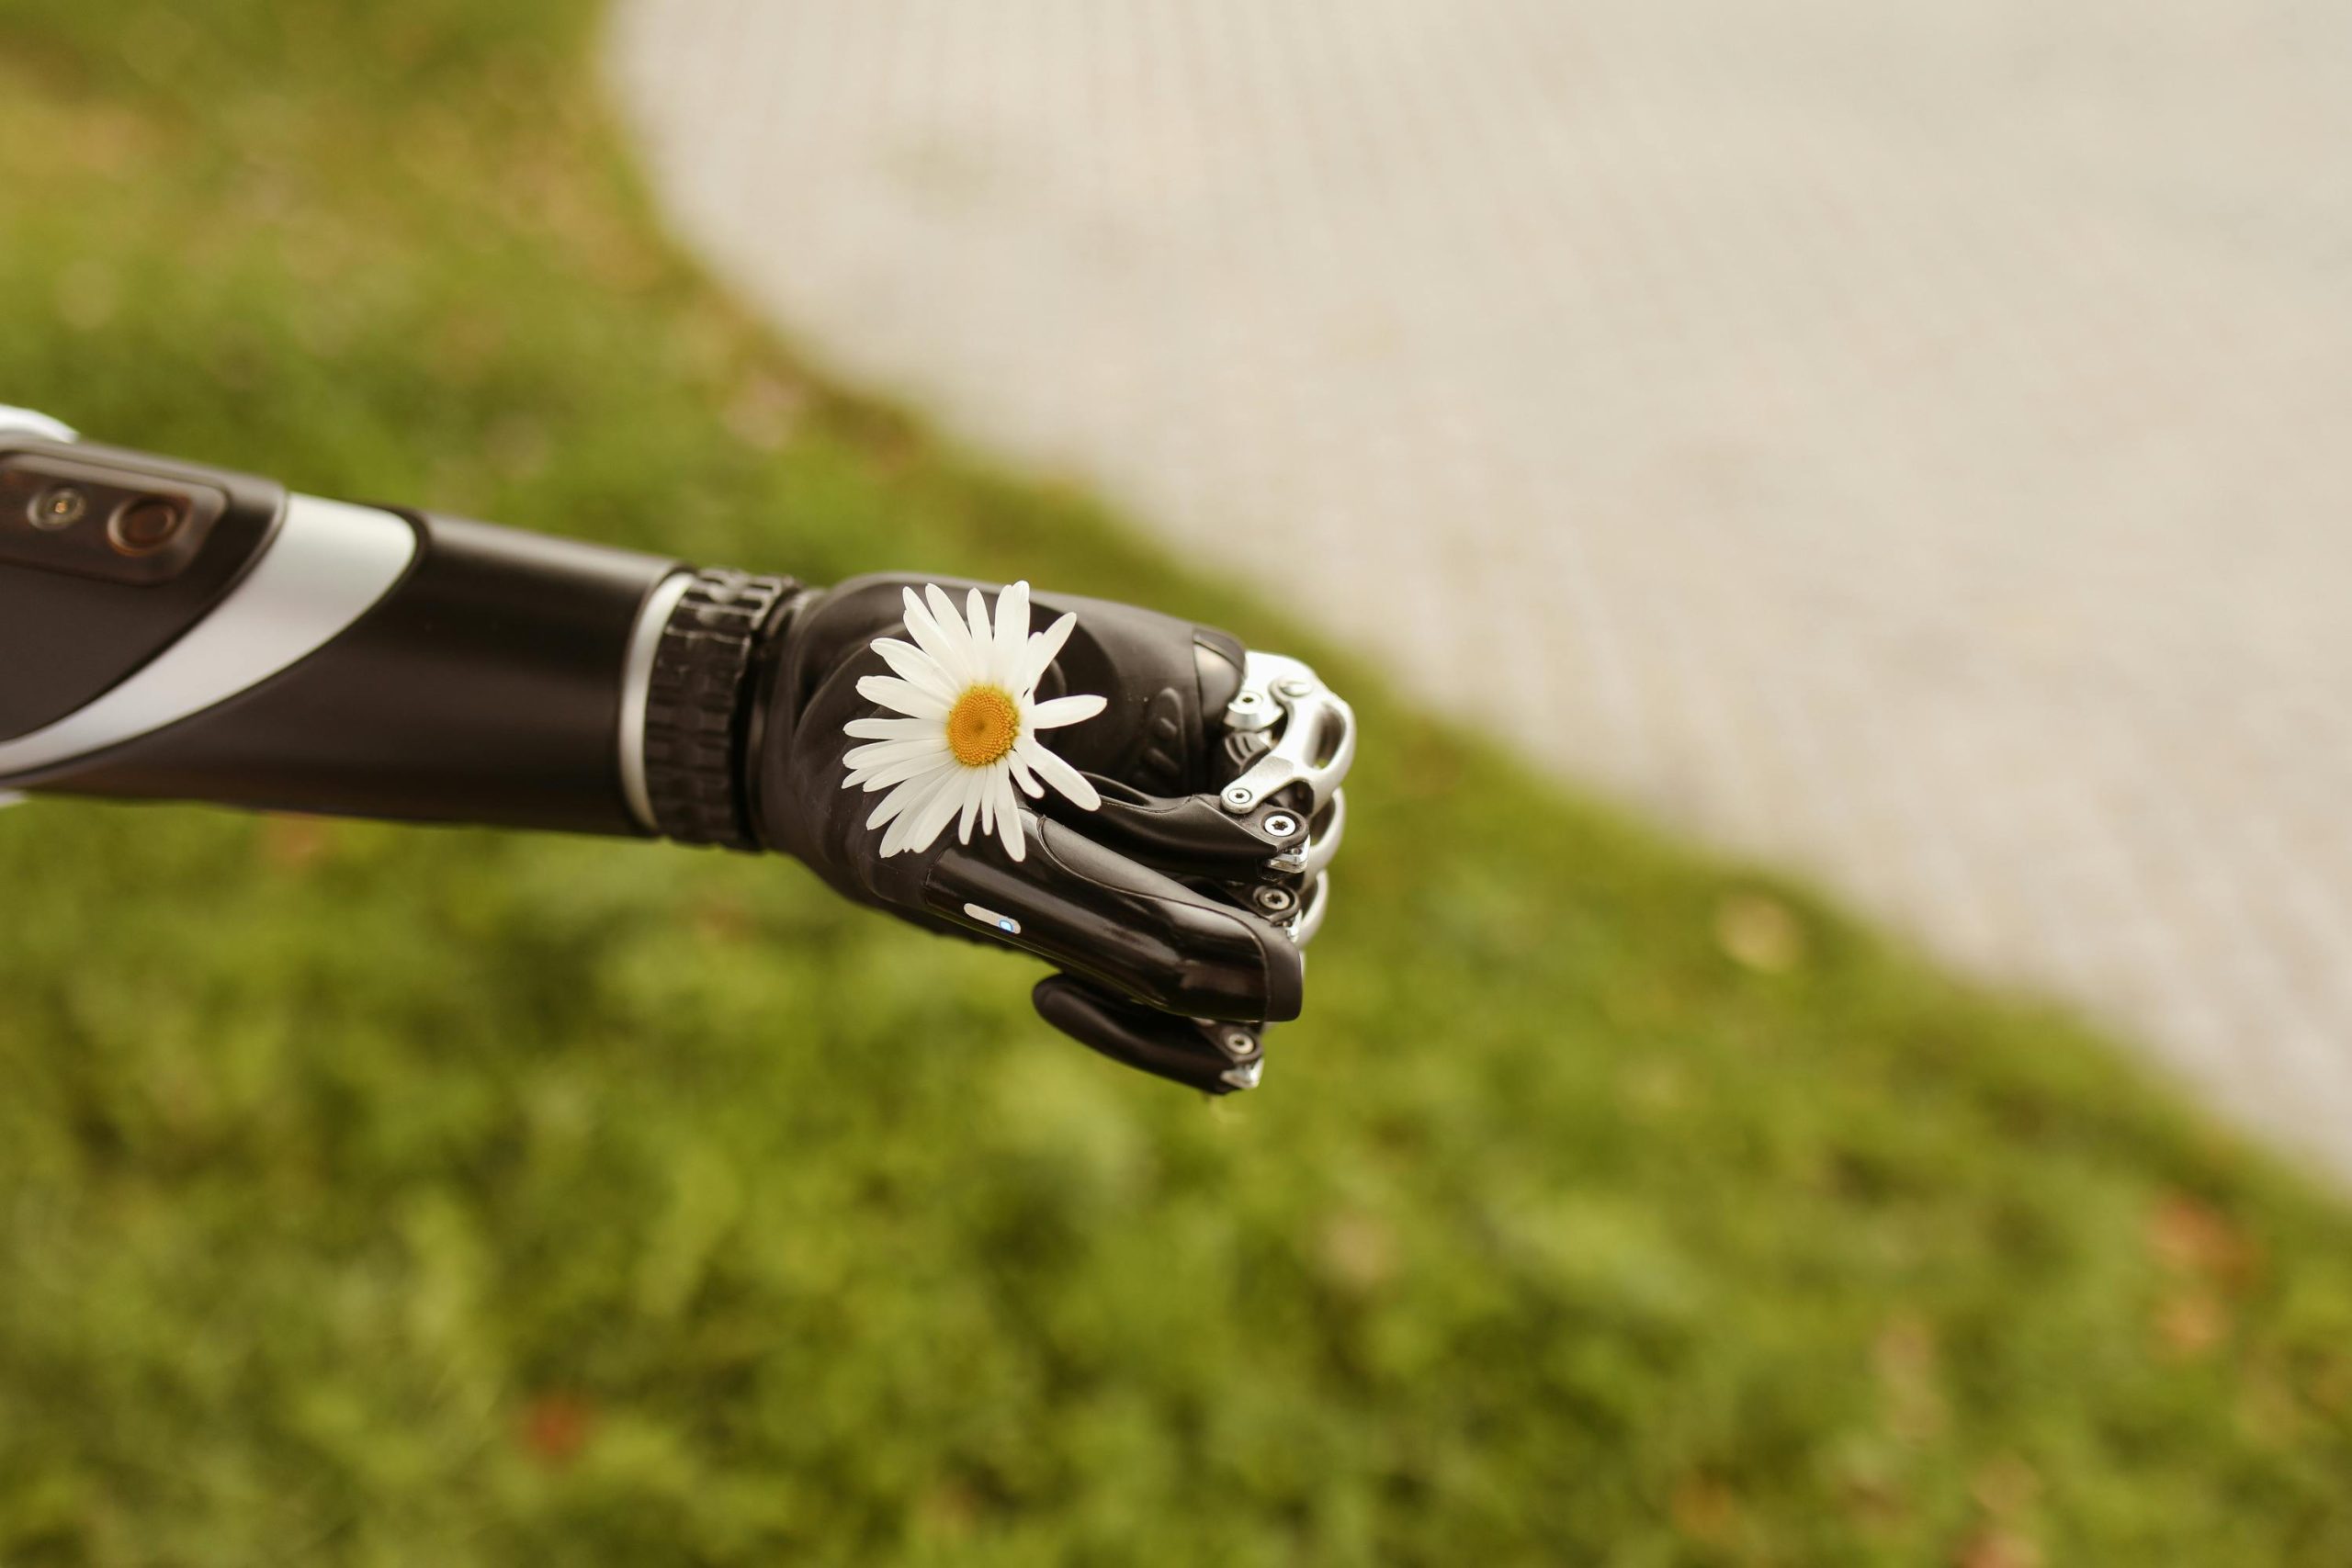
[617,0,2352,1184]
[4,1,2351,1562]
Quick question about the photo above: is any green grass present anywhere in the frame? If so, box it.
[3,4,2350,1562]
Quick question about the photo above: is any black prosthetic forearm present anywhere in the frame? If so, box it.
[0,415,684,836]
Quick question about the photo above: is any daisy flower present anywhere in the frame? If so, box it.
[842,581,1107,860]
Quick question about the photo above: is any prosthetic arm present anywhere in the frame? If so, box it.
[0,408,1353,1092]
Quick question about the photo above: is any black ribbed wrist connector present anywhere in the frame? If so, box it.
[641,568,797,850]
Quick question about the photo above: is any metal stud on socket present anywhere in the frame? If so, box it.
[30,484,87,530]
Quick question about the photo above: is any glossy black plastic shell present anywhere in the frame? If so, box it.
[38,511,677,836]
[0,436,287,742]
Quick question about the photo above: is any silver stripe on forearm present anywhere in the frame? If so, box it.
[0,405,78,443]
[0,407,76,802]
[0,494,418,781]
[616,570,693,833]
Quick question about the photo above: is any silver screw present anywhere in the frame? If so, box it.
[1224,1031,1257,1058]
[1262,812,1300,839]
[1222,784,1254,810]
[1254,886,1297,915]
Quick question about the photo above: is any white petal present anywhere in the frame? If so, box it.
[903,587,975,686]
[856,675,950,719]
[869,784,913,840]
[845,746,934,788]
[990,768,1026,861]
[872,766,949,827]
[964,586,995,676]
[924,585,981,684]
[884,775,955,860]
[899,770,970,855]
[1018,611,1080,694]
[871,637,959,702]
[856,751,956,793]
[879,771,954,852]
[1026,693,1107,730]
[956,772,985,843]
[979,773,997,837]
[1007,752,1045,799]
[871,770,943,837]
[991,581,1030,685]
[844,737,942,771]
[844,715,939,741]
[1014,735,1102,811]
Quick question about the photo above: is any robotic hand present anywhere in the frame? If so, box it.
[749,572,1351,1089]
[0,409,1354,1092]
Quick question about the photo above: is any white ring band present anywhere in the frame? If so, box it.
[617,570,693,833]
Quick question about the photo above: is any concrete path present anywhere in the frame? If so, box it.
[610,0,2352,1180]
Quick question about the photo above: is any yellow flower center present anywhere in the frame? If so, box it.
[945,684,1021,767]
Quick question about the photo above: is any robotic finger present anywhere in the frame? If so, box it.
[923,809,1304,1025]
[1032,974,1272,1093]
[1024,650,1357,1091]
